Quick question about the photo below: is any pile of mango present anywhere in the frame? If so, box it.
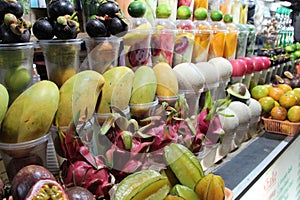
[114,143,227,200]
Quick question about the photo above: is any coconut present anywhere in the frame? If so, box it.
[194,62,220,89]
[228,101,251,124]
[173,62,205,92]
[218,107,239,132]
[248,98,262,117]
[208,57,233,82]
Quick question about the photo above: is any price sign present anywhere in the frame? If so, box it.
[241,135,300,200]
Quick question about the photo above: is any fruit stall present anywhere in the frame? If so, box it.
[0,0,300,199]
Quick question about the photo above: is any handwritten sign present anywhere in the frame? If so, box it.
[241,136,300,200]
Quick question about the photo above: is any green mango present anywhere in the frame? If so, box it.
[57,70,105,127]
[0,81,59,143]
[0,83,9,125]
[130,65,157,104]
[97,66,134,114]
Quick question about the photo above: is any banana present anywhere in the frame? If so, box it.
[114,170,170,200]
[170,184,200,200]
[164,143,204,189]
[194,173,225,200]
[57,70,105,127]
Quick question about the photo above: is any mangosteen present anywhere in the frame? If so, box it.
[66,186,96,200]
[48,0,75,21]
[11,165,55,200]
[226,82,251,105]
[108,16,128,37]
[32,17,54,40]
[6,0,23,18]
[53,15,79,39]
[97,1,119,17]
[86,18,108,38]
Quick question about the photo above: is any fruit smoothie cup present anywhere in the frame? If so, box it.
[235,24,249,59]
[173,19,196,66]
[122,18,153,69]
[115,0,131,19]
[84,36,122,74]
[39,39,83,88]
[192,29,211,62]
[0,132,51,182]
[0,42,35,104]
[207,21,227,60]
[245,24,257,57]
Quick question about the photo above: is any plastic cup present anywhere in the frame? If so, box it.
[179,89,202,117]
[122,18,153,69]
[39,39,83,87]
[248,116,261,138]
[157,95,178,107]
[192,30,212,63]
[246,24,257,57]
[130,98,158,120]
[84,36,122,74]
[151,26,176,67]
[0,133,51,182]
[197,143,218,171]
[235,30,249,59]
[233,122,249,147]
[96,106,130,125]
[0,42,34,104]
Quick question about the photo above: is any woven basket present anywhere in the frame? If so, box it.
[262,117,300,136]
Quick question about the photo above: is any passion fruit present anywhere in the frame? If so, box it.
[11,165,55,200]
[25,179,69,200]
[66,186,95,200]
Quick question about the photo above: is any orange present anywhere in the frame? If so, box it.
[277,84,292,93]
[268,87,285,101]
[209,31,225,57]
[251,85,269,100]
[285,90,300,104]
[279,93,298,109]
[270,106,287,121]
[287,105,300,122]
[259,96,275,113]
[223,32,238,58]
[192,32,210,60]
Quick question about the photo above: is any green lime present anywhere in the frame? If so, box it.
[194,7,208,20]
[210,9,223,21]
[156,3,172,19]
[223,13,233,23]
[127,0,147,18]
[176,5,192,20]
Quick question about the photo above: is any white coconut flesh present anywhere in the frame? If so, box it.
[219,107,239,132]
[208,57,233,82]
[248,98,262,117]
[194,62,220,89]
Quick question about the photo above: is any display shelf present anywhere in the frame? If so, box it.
[212,131,298,199]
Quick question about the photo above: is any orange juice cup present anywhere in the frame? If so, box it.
[208,30,226,60]
[192,30,212,63]
[223,30,238,60]
[194,0,208,10]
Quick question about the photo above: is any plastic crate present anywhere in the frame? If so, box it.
[262,117,300,136]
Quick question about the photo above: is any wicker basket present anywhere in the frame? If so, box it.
[262,117,300,136]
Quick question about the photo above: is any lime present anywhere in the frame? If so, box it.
[156,3,172,19]
[259,96,275,113]
[210,9,223,21]
[127,0,147,18]
[251,85,269,100]
[177,5,192,20]
[4,66,31,91]
[223,13,233,23]
[194,7,208,20]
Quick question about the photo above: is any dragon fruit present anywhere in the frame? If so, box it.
[57,112,113,199]
[197,90,230,145]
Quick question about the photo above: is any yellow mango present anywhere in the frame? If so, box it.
[57,70,105,127]
[0,81,59,143]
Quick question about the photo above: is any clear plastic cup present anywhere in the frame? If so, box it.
[96,106,130,125]
[192,29,212,63]
[130,98,158,120]
[246,24,257,57]
[84,36,122,74]
[197,143,218,171]
[157,95,179,107]
[122,18,153,69]
[179,89,202,117]
[235,29,249,58]
[0,42,34,104]
[234,122,249,147]
[39,39,83,87]
[0,133,51,182]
